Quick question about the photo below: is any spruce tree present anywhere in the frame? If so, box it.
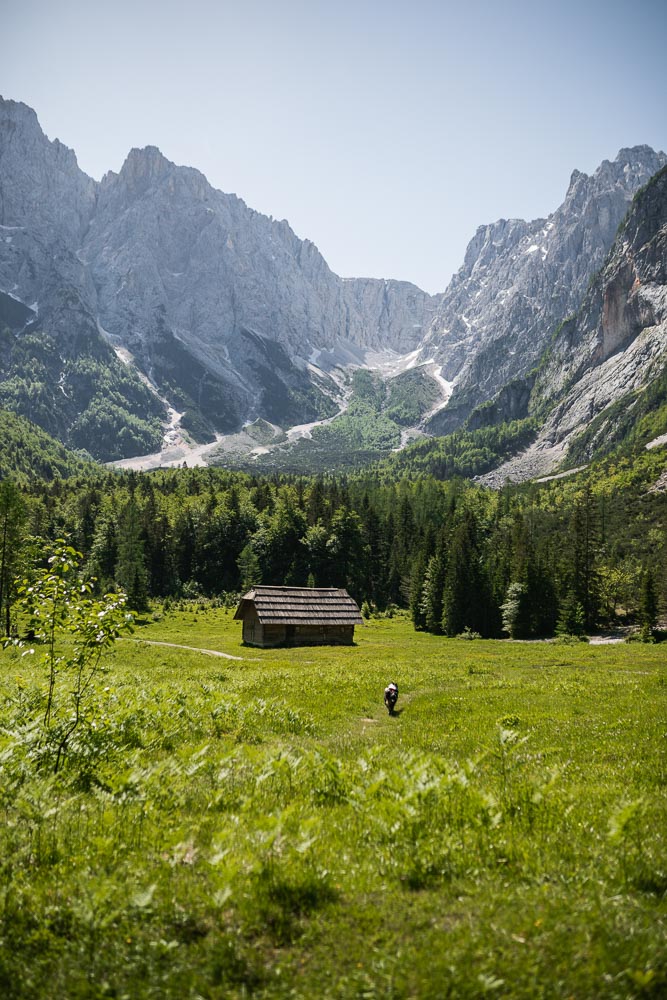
[115,499,149,612]
[441,506,492,636]
[410,550,429,629]
[570,486,601,631]
[237,542,261,591]
[420,551,446,634]
[556,590,586,637]
[639,569,658,641]
[0,480,26,636]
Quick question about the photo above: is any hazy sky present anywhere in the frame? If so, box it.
[3,0,666,293]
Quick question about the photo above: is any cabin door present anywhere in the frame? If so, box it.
[285,625,296,644]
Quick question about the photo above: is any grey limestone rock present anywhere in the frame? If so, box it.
[423,146,667,434]
[1,94,666,471]
[479,164,667,486]
[0,96,441,452]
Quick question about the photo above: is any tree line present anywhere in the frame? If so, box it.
[2,457,665,639]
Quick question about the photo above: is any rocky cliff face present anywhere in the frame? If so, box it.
[479,164,667,485]
[0,97,439,455]
[0,99,96,244]
[83,143,438,419]
[1,95,666,469]
[422,146,667,434]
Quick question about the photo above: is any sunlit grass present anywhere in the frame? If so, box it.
[1,608,665,998]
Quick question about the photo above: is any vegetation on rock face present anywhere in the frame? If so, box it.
[0,327,165,461]
[383,367,442,426]
[381,416,540,480]
[217,368,443,475]
[0,408,95,482]
[565,362,667,467]
[0,609,665,998]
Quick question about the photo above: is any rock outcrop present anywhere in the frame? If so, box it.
[479,164,667,486]
[0,97,440,454]
[1,95,665,469]
[422,146,667,434]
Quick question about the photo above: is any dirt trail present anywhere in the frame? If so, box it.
[125,639,244,661]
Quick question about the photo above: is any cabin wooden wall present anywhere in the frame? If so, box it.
[241,616,355,647]
[242,608,263,646]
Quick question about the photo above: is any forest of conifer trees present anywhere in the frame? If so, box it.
[2,451,665,640]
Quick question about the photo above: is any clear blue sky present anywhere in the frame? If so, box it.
[3,0,666,293]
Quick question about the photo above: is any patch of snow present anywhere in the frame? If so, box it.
[4,236,12,243]
[0,224,23,231]
[404,349,424,370]
[525,245,539,254]
[646,433,667,450]
[419,363,454,424]
[534,465,588,484]
[96,316,201,465]
[428,364,454,401]
[112,344,133,366]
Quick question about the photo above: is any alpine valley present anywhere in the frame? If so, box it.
[2,93,667,1000]
[1,95,666,481]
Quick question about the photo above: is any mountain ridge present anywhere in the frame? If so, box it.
[1,94,665,474]
[419,145,667,434]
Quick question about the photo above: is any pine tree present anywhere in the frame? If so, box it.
[86,502,119,593]
[237,542,262,591]
[556,590,586,637]
[0,480,26,636]
[441,506,492,636]
[639,569,658,641]
[326,506,367,597]
[409,550,429,629]
[420,552,446,634]
[115,499,149,612]
[569,486,601,631]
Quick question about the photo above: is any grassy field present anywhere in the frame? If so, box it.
[1,608,666,998]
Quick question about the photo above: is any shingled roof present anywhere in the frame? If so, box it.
[234,586,363,626]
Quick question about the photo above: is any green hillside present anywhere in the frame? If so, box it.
[0,325,165,461]
[0,408,97,482]
[211,367,441,474]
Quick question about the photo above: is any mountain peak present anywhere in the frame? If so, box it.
[615,144,665,163]
[0,95,41,128]
[116,145,174,192]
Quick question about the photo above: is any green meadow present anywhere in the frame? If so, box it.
[1,607,666,999]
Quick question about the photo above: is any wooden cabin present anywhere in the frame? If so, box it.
[234,586,363,648]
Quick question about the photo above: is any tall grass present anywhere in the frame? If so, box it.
[0,609,665,998]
